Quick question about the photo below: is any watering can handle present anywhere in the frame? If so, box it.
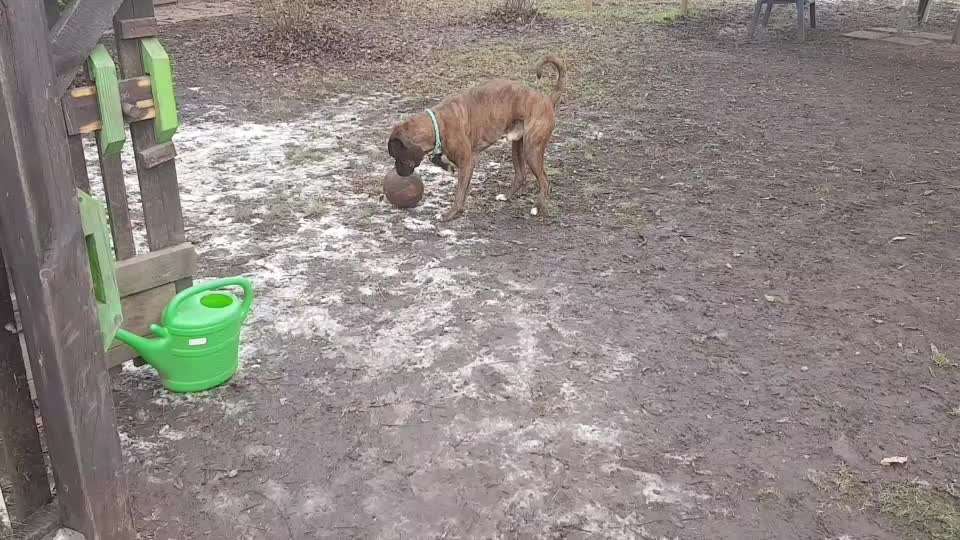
[162,277,254,326]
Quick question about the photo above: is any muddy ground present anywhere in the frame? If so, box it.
[95,0,960,538]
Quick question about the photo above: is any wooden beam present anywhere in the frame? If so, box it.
[138,141,177,169]
[49,0,129,97]
[98,148,139,261]
[114,0,192,293]
[116,243,196,296]
[0,253,52,529]
[117,16,158,39]
[118,283,176,337]
[0,2,134,538]
[62,76,154,135]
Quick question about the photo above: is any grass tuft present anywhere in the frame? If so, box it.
[880,484,960,540]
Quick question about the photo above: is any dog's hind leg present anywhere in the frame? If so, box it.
[507,139,528,199]
[523,140,551,216]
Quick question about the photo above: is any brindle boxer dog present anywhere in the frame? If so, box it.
[388,55,567,222]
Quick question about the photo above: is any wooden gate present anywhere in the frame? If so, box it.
[0,0,194,537]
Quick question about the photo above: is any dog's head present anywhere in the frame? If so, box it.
[388,118,431,177]
[387,129,427,176]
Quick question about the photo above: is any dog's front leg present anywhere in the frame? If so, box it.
[440,157,475,222]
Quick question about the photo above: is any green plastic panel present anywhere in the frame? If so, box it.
[78,190,123,351]
[87,44,126,156]
[139,37,179,143]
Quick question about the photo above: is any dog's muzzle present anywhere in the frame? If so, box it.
[395,161,416,177]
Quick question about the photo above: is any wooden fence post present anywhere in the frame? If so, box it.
[114,0,192,292]
[0,1,134,538]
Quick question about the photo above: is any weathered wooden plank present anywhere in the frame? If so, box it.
[96,139,138,261]
[116,242,196,296]
[68,135,92,192]
[0,2,134,537]
[114,0,192,293]
[119,283,175,336]
[49,0,128,96]
[0,254,52,529]
[138,141,177,169]
[117,16,158,39]
[62,76,154,135]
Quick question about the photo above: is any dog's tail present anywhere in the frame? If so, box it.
[536,55,566,107]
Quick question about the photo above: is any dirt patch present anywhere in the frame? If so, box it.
[91,0,960,538]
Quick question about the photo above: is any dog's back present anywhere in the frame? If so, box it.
[436,64,564,150]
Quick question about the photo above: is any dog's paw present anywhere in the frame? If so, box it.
[532,200,555,219]
[438,209,464,222]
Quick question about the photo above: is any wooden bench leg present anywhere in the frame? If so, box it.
[954,11,960,44]
[762,0,775,27]
[749,0,765,39]
[796,0,806,41]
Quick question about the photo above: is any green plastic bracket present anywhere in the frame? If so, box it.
[87,45,126,157]
[140,37,179,143]
[78,190,123,351]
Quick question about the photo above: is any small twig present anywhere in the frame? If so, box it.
[381,422,431,428]
[241,501,264,513]
[243,490,294,540]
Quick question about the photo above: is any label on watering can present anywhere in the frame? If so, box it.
[188,337,208,346]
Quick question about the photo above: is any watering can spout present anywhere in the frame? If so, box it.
[114,325,172,370]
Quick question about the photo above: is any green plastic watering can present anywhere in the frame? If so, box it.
[115,277,254,393]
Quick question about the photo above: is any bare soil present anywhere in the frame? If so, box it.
[108,0,960,538]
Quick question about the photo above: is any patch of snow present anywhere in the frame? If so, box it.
[158,424,186,441]
[0,488,9,530]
